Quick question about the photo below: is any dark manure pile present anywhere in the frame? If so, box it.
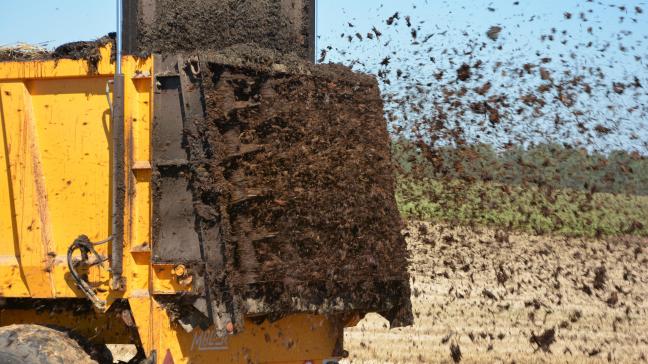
[0,44,51,62]
[0,36,114,72]
[185,46,413,326]
[136,0,314,59]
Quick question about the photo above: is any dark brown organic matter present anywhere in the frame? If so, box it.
[530,328,556,353]
[135,0,315,59]
[180,46,412,326]
[486,26,502,41]
[450,342,462,363]
[0,36,114,69]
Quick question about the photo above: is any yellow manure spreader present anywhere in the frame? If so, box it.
[0,45,346,364]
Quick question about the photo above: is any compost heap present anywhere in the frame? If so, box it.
[137,0,314,59]
[180,46,412,327]
[0,36,113,67]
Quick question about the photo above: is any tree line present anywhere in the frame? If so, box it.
[394,139,648,196]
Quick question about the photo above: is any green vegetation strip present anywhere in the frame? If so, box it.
[397,178,648,237]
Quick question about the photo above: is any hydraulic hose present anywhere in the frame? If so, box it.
[67,235,108,311]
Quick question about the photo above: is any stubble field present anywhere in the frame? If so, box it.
[343,223,648,363]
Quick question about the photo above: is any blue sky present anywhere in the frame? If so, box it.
[2,0,646,151]
[2,1,644,74]
[3,1,643,49]
[317,0,646,76]
[316,1,647,152]
[0,1,115,46]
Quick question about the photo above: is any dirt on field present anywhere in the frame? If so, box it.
[343,223,648,363]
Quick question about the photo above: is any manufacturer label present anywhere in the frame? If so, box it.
[191,328,229,351]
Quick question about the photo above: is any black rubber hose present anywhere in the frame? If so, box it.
[67,235,107,311]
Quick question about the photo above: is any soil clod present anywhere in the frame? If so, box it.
[530,328,556,353]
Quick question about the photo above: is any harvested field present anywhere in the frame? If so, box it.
[343,223,648,363]
[169,46,412,326]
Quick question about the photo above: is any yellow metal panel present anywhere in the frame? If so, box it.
[130,77,153,259]
[0,51,343,364]
[149,298,339,364]
[0,257,29,296]
[132,172,152,253]
[27,77,112,245]
[121,68,154,300]
[152,265,193,294]
[0,306,134,344]
[129,297,154,354]
[0,46,115,80]
[0,52,154,300]
[0,83,30,297]
[27,77,113,297]
[0,82,55,298]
